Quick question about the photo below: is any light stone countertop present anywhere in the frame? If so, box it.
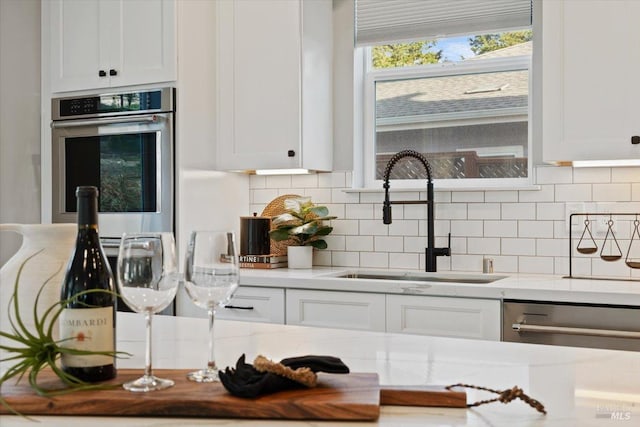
[239,267,640,306]
[1,312,638,426]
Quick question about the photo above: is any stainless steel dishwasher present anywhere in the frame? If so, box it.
[503,300,640,351]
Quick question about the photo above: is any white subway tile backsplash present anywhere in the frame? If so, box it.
[611,167,640,183]
[292,174,319,188]
[592,183,631,202]
[318,172,346,188]
[325,204,345,219]
[468,203,501,220]
[346,235,373,252]
[502,238,536,255]
[249,174,266,189]
[304,188,332,204]
[449,237,467,254]
[404,204,428,220]
[502,203,536,220]
[374,236,404,252]
[388,220,419,237]
[436,203,467,220]
[491,255,518,273]
[451,254,483,272]
[265,175,292,188]
[467,237,500,255]
[518,220,554,238]
[452,191,484,203]
[434,191,452,203]
[360,192,383,203]
[252,188,279,204]
[325,235,346,251]
[345,203,374,219]
[518,256,554,274]
[313,250,332,266]
[536,202,566,220]
[451,220,483,237]
[248,165,636,275]
[484,220,518,237]
[485,190,518,202]
[433,220,451,236]
[536,166,573,184]
[555,184,592,202]
[331,219,359,235]
[360,219,388,236]
[404,236,428,253]
[518,185,555,202]
[331,189,360,204]
[573,167,611,183]
[389,252,420,270]
[331,251,360,267]
[359,252,389,268]
[536,238,566,257]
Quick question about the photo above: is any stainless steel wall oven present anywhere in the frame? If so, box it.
[51,87,175,314]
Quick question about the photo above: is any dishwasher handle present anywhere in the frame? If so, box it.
[512,323,640,340]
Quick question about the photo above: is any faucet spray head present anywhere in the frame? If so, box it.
[383,202,392,224]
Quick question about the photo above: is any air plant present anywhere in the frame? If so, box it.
[0,251,129,416]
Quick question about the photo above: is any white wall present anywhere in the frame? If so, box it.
[0,0,41,265]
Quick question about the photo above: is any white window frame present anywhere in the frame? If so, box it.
[361,47,533,190]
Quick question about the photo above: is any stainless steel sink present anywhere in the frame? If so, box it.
[334,271,507,284]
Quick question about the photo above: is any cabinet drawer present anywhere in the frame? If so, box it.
[218,286,285,324]
[286,289,385,332]
[386,295,500,341]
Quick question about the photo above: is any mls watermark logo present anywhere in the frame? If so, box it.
[596,404,633,421]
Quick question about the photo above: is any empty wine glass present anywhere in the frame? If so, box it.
[184,230,239,382]
[117,232,179,392]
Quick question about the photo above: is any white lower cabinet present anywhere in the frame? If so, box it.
[218,286,285,324]
[285,289,386,332]
[386,295,501,341]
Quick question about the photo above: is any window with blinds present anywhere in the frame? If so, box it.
[358,0,534,188]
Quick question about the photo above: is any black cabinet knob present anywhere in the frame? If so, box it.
[98,70,107,77]
[109,69,118,76]
[287,150,295,157]
[632,136,640,145]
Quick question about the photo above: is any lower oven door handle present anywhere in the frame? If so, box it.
[51,114,160,128]
[512,323,640,339]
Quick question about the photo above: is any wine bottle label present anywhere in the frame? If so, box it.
[59,306,114,367]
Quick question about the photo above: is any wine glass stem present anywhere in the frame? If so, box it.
[208,307,216,371]
[145,310,153,378]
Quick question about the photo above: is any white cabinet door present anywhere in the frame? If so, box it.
[50,0,108,91]
[114,0,176,88]
[216,0,332,172]
[217,286,285,324]
[386,295,501,341]
[49,0,176,92]
[286,289,386,331]
[542,0,640,163]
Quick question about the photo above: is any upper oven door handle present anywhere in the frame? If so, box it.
[51,114,161,128]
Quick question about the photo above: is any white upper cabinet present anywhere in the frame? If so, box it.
[216,0,333,172]
[542,0,640,164]
[49,0,176,92]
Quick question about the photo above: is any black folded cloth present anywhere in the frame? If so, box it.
[218,354,350,398]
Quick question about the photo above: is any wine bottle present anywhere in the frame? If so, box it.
[59,186,116,382]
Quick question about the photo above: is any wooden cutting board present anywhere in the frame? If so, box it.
[0,369,381,420]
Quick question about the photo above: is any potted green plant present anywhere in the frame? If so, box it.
[269,197,336,268]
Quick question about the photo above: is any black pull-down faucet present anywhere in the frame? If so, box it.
[382,150,451,272]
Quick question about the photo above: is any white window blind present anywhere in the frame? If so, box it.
[355,0,532,46]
